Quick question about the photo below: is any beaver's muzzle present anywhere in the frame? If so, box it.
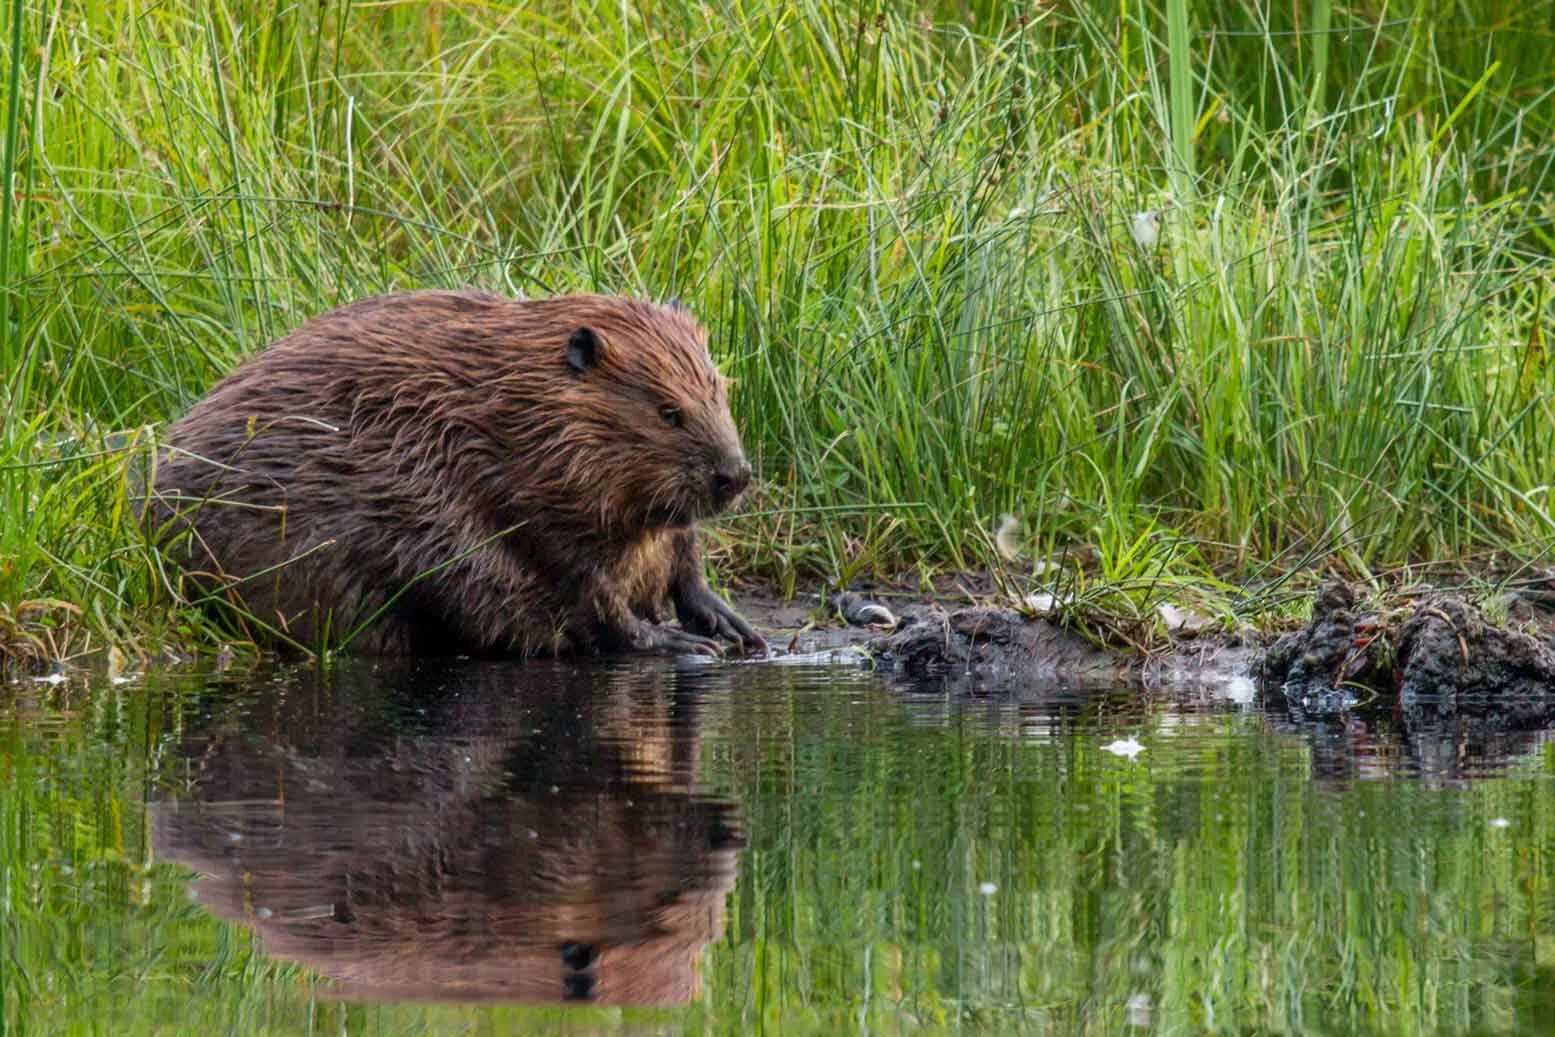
[711,455,752,509]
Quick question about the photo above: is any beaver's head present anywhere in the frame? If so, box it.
[544,298,751,533]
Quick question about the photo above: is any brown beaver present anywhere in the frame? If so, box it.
[151,290,764,657]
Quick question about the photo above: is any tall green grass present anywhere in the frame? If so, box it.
[2,0,1553,655]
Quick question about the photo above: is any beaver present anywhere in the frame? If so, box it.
[151,290,765,657]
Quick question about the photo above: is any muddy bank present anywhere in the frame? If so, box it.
[1259,581,1555,721]
[733,588,1258,687]
[739,579,1555,708]
[10,578,1555,711]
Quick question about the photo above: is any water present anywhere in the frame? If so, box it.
[5,656,1555,1035]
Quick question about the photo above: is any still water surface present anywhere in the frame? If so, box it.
[4,656,1555,1034]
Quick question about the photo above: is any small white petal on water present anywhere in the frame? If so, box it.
[1103,736,1145,759]
[1490,817,1511,829]
[978,882,997,895]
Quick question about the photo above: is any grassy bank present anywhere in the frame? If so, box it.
[2,0,1553,660]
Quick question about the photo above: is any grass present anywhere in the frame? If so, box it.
[1,0,1554,661]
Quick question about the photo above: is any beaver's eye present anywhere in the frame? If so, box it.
[659,405,683,428]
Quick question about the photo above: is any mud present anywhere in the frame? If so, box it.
[738,578,1555,710]
[732,590,1257,689]
[11,577,1555,716]
[1259,580,1555,723]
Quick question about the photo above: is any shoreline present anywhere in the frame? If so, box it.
[737,578,1555,713]
[8,578,1555,720]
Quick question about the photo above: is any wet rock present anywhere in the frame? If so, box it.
[832,592,897,628]
[866,605,1255,686]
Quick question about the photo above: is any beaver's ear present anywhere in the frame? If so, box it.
[566,327,604,373]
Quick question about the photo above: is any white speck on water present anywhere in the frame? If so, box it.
[31,671,66,685]
[526,829,538,840]
[1127,992,1153,1027]
[1103,736,1145,759]
[911,860,921,870]
[978,882,997,895]
[1491,817,1511,829]
[226,831,243,843]
[254,907,272,919]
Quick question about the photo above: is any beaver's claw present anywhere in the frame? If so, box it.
[630,619,724,658]
[675,585,768,655]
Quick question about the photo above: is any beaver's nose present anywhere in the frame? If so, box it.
[712,457,752,505]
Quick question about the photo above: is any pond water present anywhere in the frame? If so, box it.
[4,655,1555,1035]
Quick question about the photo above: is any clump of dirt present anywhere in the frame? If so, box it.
[869,607,1090,677]
[1259,582,1393,711]
[1394,597,1555,723]
[864,604,1253,686]
[1261,581,1555,720]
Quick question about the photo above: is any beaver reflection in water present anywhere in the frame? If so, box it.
[152,291,765,656]
[149,660,745,1005]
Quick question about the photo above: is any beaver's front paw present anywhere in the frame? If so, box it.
[628,619,724,658]
[675,585,767,655]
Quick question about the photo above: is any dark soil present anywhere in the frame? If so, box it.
[1259,580,1555,724]
[738,578,1555,710]
[733,588,1256,688]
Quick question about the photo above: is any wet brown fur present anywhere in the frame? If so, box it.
[151,291,760,655]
